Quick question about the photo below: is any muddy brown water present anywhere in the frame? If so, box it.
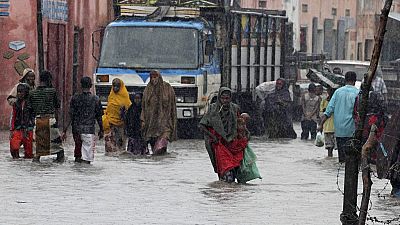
[0,125,399,225]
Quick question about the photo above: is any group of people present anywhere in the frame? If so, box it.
[98,70,177,158]
[7,69,177,164]
[8,69,65,162]
[317,71,400,197]
[299,82,336,157]
[63,70,177,163]
[6,67,399,194]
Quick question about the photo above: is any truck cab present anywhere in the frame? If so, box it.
[93,0,288,137]
[94,3,221,136]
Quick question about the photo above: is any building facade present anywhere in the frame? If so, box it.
[356,0,400,61]
[240,0,357,59]
[0,0,114,128]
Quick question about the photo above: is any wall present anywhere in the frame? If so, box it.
[356,0,400,61]
[0,0,38,128]
[298,0,357,58]
[238,0,357,58]
[0,0,113,129]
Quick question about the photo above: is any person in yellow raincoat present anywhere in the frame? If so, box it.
[103,78,131,155]
[320,87,336,157]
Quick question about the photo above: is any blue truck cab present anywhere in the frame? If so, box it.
[94,15,221,127]
[94,1,288,136]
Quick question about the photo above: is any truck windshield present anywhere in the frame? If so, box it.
[99,26,199,69]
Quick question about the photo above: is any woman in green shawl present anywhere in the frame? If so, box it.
[199,87,246,182]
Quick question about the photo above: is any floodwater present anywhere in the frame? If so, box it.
[0,124,399,225]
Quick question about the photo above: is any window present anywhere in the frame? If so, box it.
[99,27,199,69]
[300,26,307,52]
[258,0,266,8]
[345,9,350,17]
[332,8,337,16]
[365,39,373,61]
[357,43,362,61]
[302,4,308,12]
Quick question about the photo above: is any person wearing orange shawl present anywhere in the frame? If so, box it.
[103,78,131,155]
[141,70,177,155]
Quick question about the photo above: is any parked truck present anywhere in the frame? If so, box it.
[92,0,288,137]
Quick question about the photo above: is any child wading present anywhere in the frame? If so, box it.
[125,93,148,155]
[301,83,321,140]
[9,83,34,159]
[62,77,104,164]
[320,87,336,157]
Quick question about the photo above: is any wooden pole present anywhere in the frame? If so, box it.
[37,0,44,73]
[221,7,232,88]
[358,125,377,225]
[343,1,393,225]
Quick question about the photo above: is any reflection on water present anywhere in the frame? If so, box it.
[200,181,252,202]
[0,126,399,224]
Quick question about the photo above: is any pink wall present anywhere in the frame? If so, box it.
[299,0,357,55]
[0,0,113,129]
[356,0,400,60]
[0,0,38,128]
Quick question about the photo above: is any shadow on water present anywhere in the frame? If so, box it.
[200,181,258,202]
[115,151,179,165]
[300,156,344,173]
[2,126,400,224]
[70,162,105,176]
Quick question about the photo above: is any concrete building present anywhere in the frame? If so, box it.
[240,0,357,59]
[240,0,400,62]
[356,0,400,61]
[0,0,114,128]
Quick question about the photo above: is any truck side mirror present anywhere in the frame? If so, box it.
[205,40,214,56]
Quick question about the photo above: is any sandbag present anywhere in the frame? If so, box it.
[236,145,262,183]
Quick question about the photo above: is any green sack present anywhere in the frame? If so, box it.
[237,145,262,184]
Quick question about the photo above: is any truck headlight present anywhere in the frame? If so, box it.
[176,96,184,103]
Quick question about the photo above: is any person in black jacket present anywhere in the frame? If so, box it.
[62,77,103,163]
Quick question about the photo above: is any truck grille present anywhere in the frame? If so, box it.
[95,86,111,98]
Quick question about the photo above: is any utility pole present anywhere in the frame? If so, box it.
[37,0,44,73]
[357,1,393,225]
[221,0,232,87]
[340,1,393,225]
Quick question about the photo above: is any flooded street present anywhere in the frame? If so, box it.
[0,124,399,225]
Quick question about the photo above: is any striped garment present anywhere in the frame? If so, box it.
[28,86,60,115]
